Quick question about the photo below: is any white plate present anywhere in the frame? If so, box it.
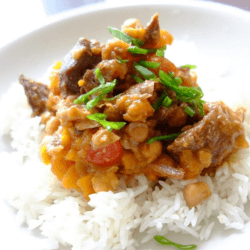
[1,2,250,250]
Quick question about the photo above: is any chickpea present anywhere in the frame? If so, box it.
[125,122,149,142]
[91,128,120,150]
[40,111,52,125]
[45,116,60,135]
[184,182,211,208]
[197,149,212,168]
[140,141,162,164]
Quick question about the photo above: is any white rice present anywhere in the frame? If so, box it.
[0,41,250,250]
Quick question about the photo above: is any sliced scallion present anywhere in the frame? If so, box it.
[117,57,129,64]
[180,64,197,69]
[152,91,168,111]
[94,68,105,85]
[147,132,181,144]
[159,70,203,102]
[156,49,165,57]
[74,79,117,109]
[138,60,161,69]
[162,96,172,107]
[174,77,183,86]
[131,74,144,83]
[154,235,197,250]
[87,113,126,132]
[134,64,157,80]
[127,46,149,55]
[184,106,196,117]
[196,99,206,116]
[108,27,143,47]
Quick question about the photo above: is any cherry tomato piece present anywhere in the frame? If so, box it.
[86,141,123,167]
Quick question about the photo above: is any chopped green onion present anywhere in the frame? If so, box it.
[147,132,181,144]
[138,60,161,69]
[117,57,129,64]
[156,46,167,57]
[159,70,203,102]
[87,113,126,132]
[127,46,149,55]
[175,77,183,86]
[180,64,197,69]
[74,68,117,108]
[156,49,165,57]
[104,93,122,101]
[184,106,196,117]
[152,91,168,111]
[108,27,143,47]
[196,99,206,116]
[154,235,197,250]
[168,71,175,78]
[94,68,105,85]
[192,87,204,96]
[74,80,117,109]
[134,64,157,80]
[148,45,166,54]
[131,74,144,83]
[162,96,172,107]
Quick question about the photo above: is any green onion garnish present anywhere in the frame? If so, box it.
[108,27,143,47]
[117,57,129,64]
[148,45,167,54]
[127,46,149,55]
[184,106,196,117]
[74,68,117,109]
[154,235,197,250]
[174,77,183,86]
[159,70,205,116]
[94,68,105,85]
[156,46,167,57]
[159,70,203,102]
[180,64,197,69]
[147,132,181,144]
[152,90,168,111]
[74,81,115,105]
[168,71,175,78]
[131,74,144,83]
[162,96,172,107]
[134,64,157,80]
[156,49,165,57]
[138,60,161,69]
[87,113,126,132]
[196,99,206,116]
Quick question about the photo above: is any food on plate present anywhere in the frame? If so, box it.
[1,13,250,250]
[19,13,248,207]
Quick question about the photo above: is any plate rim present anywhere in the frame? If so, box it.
[1,0,250,53]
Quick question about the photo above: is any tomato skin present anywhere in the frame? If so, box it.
[86,141,123,167]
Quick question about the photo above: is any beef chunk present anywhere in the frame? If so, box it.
[124,80,155,97]
[80,69,99,94]
[167,101,248,179]
[156,105,187,128]
[80,59,128,94]
[59,38,102,96]
[19,74,49,116]
[144,13,160,47]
